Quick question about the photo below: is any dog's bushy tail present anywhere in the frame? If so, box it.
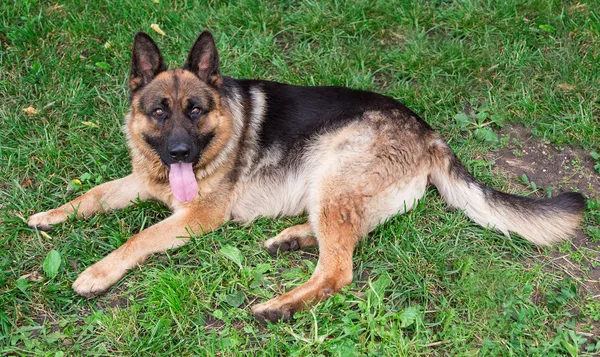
[428,140,585,245]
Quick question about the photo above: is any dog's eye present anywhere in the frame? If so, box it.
[153,108,166,119]
[189,106,205,118]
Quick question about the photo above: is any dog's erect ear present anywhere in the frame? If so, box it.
[184,30,222,88]
[129,32,167,93]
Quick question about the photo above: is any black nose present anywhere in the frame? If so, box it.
[168,143,191,161]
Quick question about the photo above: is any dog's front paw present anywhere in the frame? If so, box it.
[28,210,67,231]
[251,300,293,324]
[72,260,125,298]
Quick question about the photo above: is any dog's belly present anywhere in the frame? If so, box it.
[229,171,309,223]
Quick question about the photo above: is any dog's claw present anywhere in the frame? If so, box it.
[29,223,55,231]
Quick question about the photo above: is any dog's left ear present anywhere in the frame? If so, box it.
[184,30,222,88]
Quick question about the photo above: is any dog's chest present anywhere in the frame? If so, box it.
[228,167,309,223]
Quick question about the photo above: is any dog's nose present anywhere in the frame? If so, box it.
[168,143,191,161]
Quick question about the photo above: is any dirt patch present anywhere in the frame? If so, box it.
[492,125,600,338]
[489,124,600,198]
[96,284,131,309]
[204,315,226,330]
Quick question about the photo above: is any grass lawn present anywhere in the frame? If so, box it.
[2,0,600,355]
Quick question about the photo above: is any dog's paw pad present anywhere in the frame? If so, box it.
[289,239,300,251]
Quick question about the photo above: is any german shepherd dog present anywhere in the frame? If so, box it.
[28,31,586,323]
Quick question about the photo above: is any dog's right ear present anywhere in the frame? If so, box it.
[129,32,167,94]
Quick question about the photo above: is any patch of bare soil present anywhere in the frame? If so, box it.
[491,125,600,337]
[490,124,600,198]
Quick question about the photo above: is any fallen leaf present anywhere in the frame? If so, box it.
[557,83,575,91]
[21,176,33,188]
[22,106,40,116]
[151,24,165,36]
[20,271,44,282]
[81,121,99,128]
[568,3,587,13]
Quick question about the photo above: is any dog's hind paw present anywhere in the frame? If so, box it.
[263,223,316,256]
[264,239,300,256]
[251,302,292,324]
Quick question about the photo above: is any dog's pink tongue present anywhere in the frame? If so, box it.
[168,163,198,203]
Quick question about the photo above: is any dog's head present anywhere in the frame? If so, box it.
[126,31,235,201]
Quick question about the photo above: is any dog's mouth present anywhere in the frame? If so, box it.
[143,133,208,203]
[167,162,199,203]
[157,152,202,203]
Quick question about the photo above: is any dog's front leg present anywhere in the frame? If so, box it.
[72,204,225,297]
[28,174,151,230]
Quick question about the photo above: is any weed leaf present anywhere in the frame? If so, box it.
[224,291,245,307]
[94,62,111,70]
[490,114,505,128]
[474,127,498,144]
[399,306,420,328]
[454,113,470,128]
[43,250,61,278]
[219,245,243,270]
[539,24,555,33]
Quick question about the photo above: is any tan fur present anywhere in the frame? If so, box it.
[73,201,227,297]
[125,70,238,207]
[28,175,151,229]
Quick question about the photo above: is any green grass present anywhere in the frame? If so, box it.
[1,0,599,355]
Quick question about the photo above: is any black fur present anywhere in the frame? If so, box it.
[223,78,433,171]
[235,79,431,149]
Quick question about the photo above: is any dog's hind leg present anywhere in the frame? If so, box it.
[252,201,360,323]
[252,174,428,323]
[28,174,151,231]
[251,119,430,323]
[263,223,317,256]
